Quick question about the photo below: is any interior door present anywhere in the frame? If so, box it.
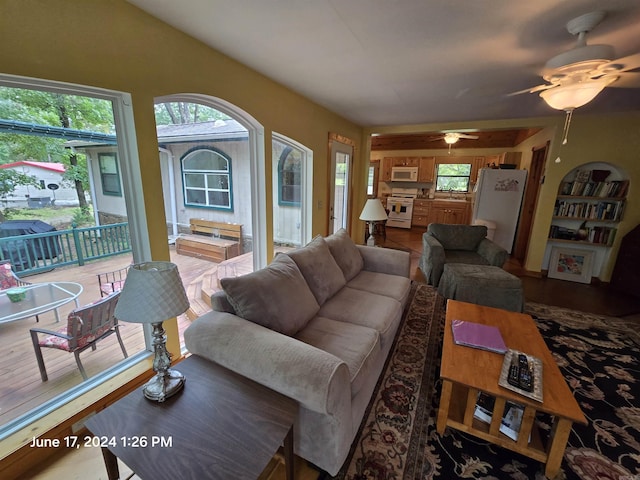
[328,137,354,234]
[513,142,548,263]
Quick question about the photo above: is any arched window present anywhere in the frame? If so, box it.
[278,146,302,206]
[182,148,232,210]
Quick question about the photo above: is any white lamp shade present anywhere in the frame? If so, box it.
[539,78,615,111]
[114,261,190,324]
[359,198,388,221]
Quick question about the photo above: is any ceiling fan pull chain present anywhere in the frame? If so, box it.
[562,108,574,145]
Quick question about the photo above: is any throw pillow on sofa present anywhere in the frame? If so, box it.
[325,228,364,281]
[220,255,319,335]
[286,235,346,305]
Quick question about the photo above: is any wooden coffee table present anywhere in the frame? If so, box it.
[436,300,586,479]
[85,355,297,480]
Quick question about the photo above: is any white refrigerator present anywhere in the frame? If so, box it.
[472,168,528,253]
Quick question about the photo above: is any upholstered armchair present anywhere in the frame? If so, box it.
[419,223,508,287]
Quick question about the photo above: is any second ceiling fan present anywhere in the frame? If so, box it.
[429,132,479,153]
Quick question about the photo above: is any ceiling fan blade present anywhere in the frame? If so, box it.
[599,53,640,74]
[427,136,445,142]
[506,84,554,96]
[608,72,640,88]
[458,134,479,139]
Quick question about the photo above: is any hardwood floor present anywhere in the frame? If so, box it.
[21,227,640,479]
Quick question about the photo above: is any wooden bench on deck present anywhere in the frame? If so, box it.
[176,219,242,263]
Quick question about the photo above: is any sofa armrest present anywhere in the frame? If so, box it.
[356,245,410,278]
[419,234,446,286]
[184,311,351,416]
[476,238,508,267]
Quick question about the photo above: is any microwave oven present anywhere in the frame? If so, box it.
[391,166,419,182]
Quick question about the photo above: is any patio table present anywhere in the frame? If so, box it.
[0,282,83,324]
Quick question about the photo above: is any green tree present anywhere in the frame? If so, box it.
[0,86,114,209]
[0,169,40,221]
[154,102,230,125]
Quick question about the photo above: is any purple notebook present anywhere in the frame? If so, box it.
[451,319,507,353]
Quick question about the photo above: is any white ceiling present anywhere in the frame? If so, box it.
[128,0,640,127]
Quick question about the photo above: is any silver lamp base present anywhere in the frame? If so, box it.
[143,321,186,402]
[142,369,185,402]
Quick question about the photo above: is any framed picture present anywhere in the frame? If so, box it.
[548,247,594,284]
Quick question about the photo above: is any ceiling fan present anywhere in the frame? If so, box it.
[428,132,479,153]
[509,11,640,144]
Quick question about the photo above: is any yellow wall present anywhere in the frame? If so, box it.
[0,0,364,254]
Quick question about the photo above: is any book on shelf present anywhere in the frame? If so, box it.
[451,320,508,353]
[559,179,628,198]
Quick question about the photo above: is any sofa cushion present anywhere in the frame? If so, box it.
[221,255,319,335]
[347,270,411,305]
[318,287,402,353]
[287,235,346,305]
[325,228,364,281]
[295,316,381,397]
[445,250,491,266]
[429,224,487,251]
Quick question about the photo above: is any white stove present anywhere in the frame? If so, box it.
[386,188,418,229]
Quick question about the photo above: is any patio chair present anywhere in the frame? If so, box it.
[30,291,128,381]
[97,266,129,297]
[0,261,39,322]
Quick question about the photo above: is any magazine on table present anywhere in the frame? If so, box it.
[473,392,496,424]
[500,402,531,442]
[451,319,508,354]
[473,393,529,442]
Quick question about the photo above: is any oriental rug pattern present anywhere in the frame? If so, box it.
[326,284,640,480]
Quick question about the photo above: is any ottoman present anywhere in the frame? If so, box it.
[437,264,524,312]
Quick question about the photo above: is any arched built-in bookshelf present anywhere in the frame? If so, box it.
[544,162,629,281]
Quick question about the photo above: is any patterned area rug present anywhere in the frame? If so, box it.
[325,283,640,480]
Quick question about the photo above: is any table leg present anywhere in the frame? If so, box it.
[545,417,573,479]
[283,426,295,480]
[101,447,120,480]
[436,380,453,434]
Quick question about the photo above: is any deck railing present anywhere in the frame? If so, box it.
[0,223,131,275]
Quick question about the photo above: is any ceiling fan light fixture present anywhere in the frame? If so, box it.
[539,77,615,110]
[443,133,459,144]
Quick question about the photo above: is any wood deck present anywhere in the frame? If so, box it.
[0,245,255,427]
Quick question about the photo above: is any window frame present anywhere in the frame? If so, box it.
[435,162,472,193]
[98,152,123,196]
[277,146,302,207]
[0,73,153,452]
[181,147,233,211]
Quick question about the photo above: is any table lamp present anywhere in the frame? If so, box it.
[359,198,388,246]
[114,261,190,402]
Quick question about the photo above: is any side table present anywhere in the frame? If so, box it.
[85,355,297,479]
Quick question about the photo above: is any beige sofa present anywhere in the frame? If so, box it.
[184,229,411,475]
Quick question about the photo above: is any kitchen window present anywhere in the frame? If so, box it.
[182,148,232,210]
[436,163,472,192]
